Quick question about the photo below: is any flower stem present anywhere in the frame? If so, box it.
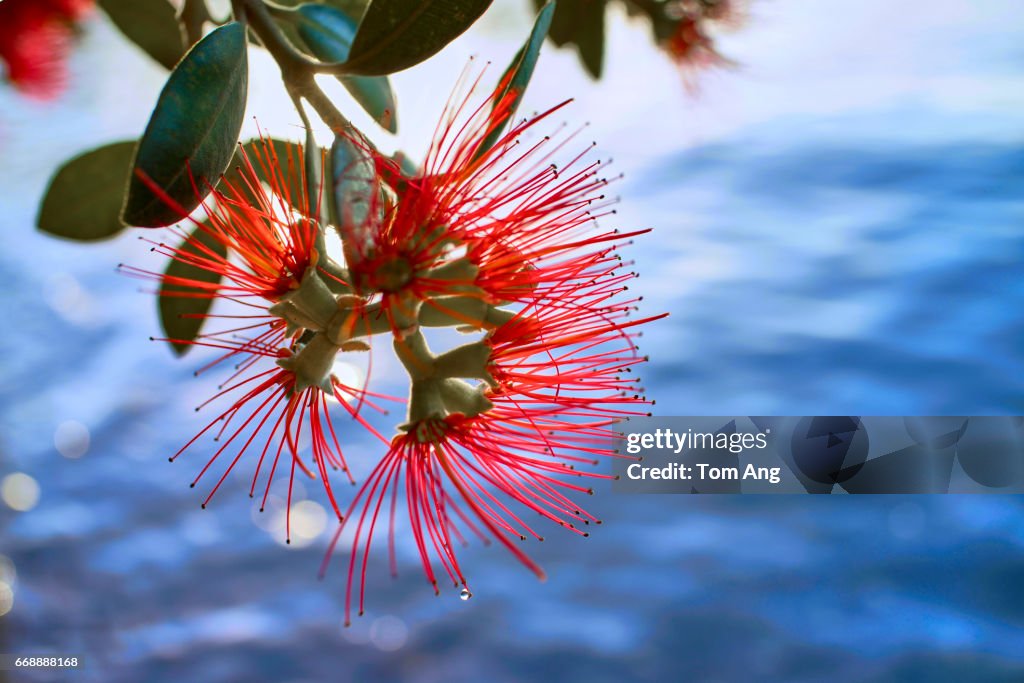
[178,0,212,48]
[234,0,378,150]
[394,331,435,381]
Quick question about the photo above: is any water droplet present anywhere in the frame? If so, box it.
[459,588,472,601]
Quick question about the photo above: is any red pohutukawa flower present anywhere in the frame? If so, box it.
[328,284,660,622]
[0,0,94,100]
[298,69,666,622]
[131,67,663,618]
[332,68,635,327]
[122,138,394,534]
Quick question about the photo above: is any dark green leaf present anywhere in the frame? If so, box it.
[98,0,187,70]
[575,3,605,78]
[345,0,493,75]
[124,22,249,227]
[540,0,571,45]
[537,0,605,79]
[296,4,398,132]
[474,1,554,158]
[159,223,228,355]
[297,4,357,49]
[37,141,137,242]
[343,75,397,132]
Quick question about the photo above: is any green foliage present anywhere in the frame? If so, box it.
[295,4,398,132]
[123,23,249,227]
[537,0,606,79]
[344,0,494,75]
[475,1,555,159]
[159,224,228,355]
[98,0,187,70]
[37,142,137,242]
[574,3,605,78]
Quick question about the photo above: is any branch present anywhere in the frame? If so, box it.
[235,0,375,148]
[179,0,212,48]
[237,0,325,73]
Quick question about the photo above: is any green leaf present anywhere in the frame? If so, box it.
[537,0,605,79]
[98,0,187,70]
[295,4,398,132]
[37,141,137,242]
[159,223,228,356]
[124,22,249,227]
[344,0,493,75]
[575,3,605,79]
[475,1,554,158]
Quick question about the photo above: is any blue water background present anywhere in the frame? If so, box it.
[1,1,1023,681]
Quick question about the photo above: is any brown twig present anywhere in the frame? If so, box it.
[178,0,212,48]
[233,0,378,150]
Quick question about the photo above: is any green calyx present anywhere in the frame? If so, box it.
[394,331,497,433]
[419,296,515,331]
[270,267,391,340]
[269,266,338,333]
[386,288,423,338]
[268,268,380,394]
[258,223,515,431]
[324,295,380,344]
[403,378,494,435]
[277,332,339,393]
[438,377,494,416]
[406,417,450,444]
[421,257,480,295]
[433,341,496,386]
[374,256,413,292]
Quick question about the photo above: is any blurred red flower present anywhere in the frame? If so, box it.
[663,15,732,90]
[0,0,93,99]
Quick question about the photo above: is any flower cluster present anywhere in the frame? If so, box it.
[137,70,664,621]
[0,0,93,100]
[122,140,393,532]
